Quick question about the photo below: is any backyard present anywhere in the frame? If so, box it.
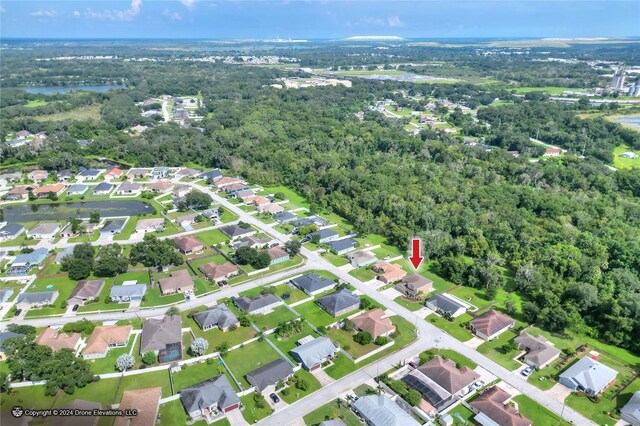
[303,399,363,426]
[223,340,284,389]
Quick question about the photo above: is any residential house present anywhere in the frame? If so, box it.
[267,246,290,265]
[77,169,104,181]
[67,184,88,196]
[308,228,339,244]
[426,294,467,318]
[201,208,219,220]
[116,181,142,195]
[402,355,480,410]
[290,336,337,371]
[35,327,81,352]
[234,293,282,315]
[114,387,162,426]
[127,168,149,179]
[158,269,195,295]
[56,246,74,263]
[0,332,25,360]
[346,250,377,268]
[230,235,271,250]
[469,310,515,340]
[7,248,49,275]
[130,125,148,134]
[101,219,126,235]
[200,169,222,182]
[244,195,270,206]
[140,316,182,361]
[514,333,562,368]
[176,213,198,228]
[293,216,328,228]
[326,238,356,255]
[180,375,240,418]
[110,284,147,303]
[257,203,285,214]
[213,176,244,190]
[175,168,201,179]
[351,395,421,426]
[350,308,396,339]
[5,138,28,148]
[77,139,90,148]
[470,386,532,426]
[319,421,347,426]
[67,279,105,306]
[93,182,113,195]
[16,290,59,310]
[193,304,239,332]
[395,274,433,300]
[233,189,254,200]
[558,356,618,395]
[28,169,48,182]
[220,224,255,240]
[172,185,191,198]
[151,167,172,179]
[82,325,132,359]
[543,148,562,157]
[291,273,335,296]
[57,169,73,181]
[148,181,174,193]
[372,262,406,284]
[620,391,640,426]
[223,183,248,195]
[174,236,204,255]
[5,186,30,200]
[104,168,123,180]
[274,211,298,223]
[619,151,639,160]
[0,288,14,303]
[246,359,294,394]
[316,289,360,318]
[0,223,25,241]
[0,172,23,184]
[60,222,79,238]
[136,218,165,233]
[199,262,239,284]
[34,183,66,198]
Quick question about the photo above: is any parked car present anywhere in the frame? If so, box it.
[521,366,534,377]
[269,393,280,403]
[14,309,22,317]
[72,304,80,312]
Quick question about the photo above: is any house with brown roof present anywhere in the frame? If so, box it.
[469,310,515,340]
[28,169,48,182]
[213,176,243,189]
[199,261,239,283]
[127,168,149,179]
[395,273,433,300]
[114,387,162,426]
[402,355,480,410]
[470,386,532,426]
[514,333,562,368]
[172,185,191,198]
[159,269,194,295]
[267,246,290,265]
[350,308,396,339]
[174,236,204,255]
[67,279,105,306]
[104,167,123,180]
[5,186,30,200]
[35,327,81,352]
[372,262,407,284]
[257,203,285,214]
[175,168,200,179]
[140,315,182,358]
[176,212,198,228]
[34,183,66,197]
[147,180,174,193]
[244,195,270,206]
[82,325,132,359]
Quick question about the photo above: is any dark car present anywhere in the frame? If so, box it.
[14,309,22,317]
[72,304,80,312]
[218,280,228,287]
[269,393,280,404]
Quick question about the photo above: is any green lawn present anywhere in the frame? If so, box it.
[24,275,77,317]
[189,254,228,270]
[511,86,577,95]
[393,296,424,311]
[324,352,358,379]
[259,186,309,210]
[268,322,320,363]
[326,327,378,359]
[476,330,521,370]
[0,281,25,302]
[141,286,184,307]
[252,305,299,331]
[224,340,284,389]
[25,99,49,107]
[278,369,322,403]
[419,348,478,369]
[0,232,39,247]
[158,399,207,426]
[239,393,273,423]
[115,271,151,285]
[172,360,240,392]
[512,395,570,426]
[272,283,309,304]
[182,308,256,353]
[448,404,475,425]
[613,144,640,169]
[320,251,349,267]
[294,300,359,328]
[565,392,616,426]
[303,399,363,426]
[426,313,474,342]
[349,267,376,282]
[527,357,565,391]
[112,217,139,241]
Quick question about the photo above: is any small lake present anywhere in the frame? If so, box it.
[618,116,640,130]
[19,84,125,95]
[1,200,154,222]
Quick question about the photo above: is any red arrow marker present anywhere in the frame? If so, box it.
[409,238,423,270]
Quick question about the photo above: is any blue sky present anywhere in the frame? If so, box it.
[1,1,638,39]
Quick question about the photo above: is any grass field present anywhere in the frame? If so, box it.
[34,104,101,121]
[239,393,273,423]
[511,86,578,95]
[393,296,424,311]
[278,369,321,404]
[613,144,640,169]
[251,305,299,331]
[294,300,359,328]
[268,322,320,363]
[171,360,239,392]
[320,251,349,267]
[259,186,309,210]
[349,267,376,282]
[224,340,284,389]
[420,348,478,369]
[476,330,521,370]
[158,399,207,426]
[427,313,474,341]
[326,327,378,359]
[303,399,363,426]
[25,99,49,108]
[512,395,571,425]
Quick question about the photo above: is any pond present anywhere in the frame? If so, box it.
[1,200,154,222]
[617,116,640,130]
[18,84,126,95]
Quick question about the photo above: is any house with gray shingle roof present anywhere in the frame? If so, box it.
[220,224,255,240]
[234,294,281,315]
[326,238,356,255]
[352,395,421,426]
[110,284,147,303]
[621,391,640,426]
[101,219,126,235]
[0,288,14,303]
[68,279,105,306]
[246,359,293,394]
[426,294,467,318]
[290,336,337,371]
[140,315,182,356]
[67,184,88,195]
[514,333,562,368]
[193,304,239,332]
[16,290,59,310]
[316,289,360,317]
[559,356,618,396]
[93,182,113,195]
[0,224,25,241]
[180,375,240,419]
[291,273,335,296]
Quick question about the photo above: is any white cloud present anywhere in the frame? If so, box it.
[181,0,196,9]
[163,9,182,20]
[31,10,59,17]
[72,10,80,17]
[360,16,385,26]
[0,6,5,13]
[85,0,142,21]
[387,15,404,28]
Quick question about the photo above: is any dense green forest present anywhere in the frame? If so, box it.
[1,42,639,354]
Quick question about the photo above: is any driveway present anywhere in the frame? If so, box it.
[547,383,573,402]
[379,287,401,299]
[311,368,335,386]
[226,408,249,426]
[464,336,486,350]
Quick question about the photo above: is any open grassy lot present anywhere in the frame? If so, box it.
[511,86,577,95]
[141,286,184,307]
[393,296,424,311]
[272,283,309,304]
[320,251,349,267]
[259,186,309,210]
[0,232,39,247]
[294,300,359,328]
[527,357,565,391]
[172,360,240,392]
[25,99,49,107]
[252,305,299,331]
[34,104,102,121]
[512,395,571,426]
[326,327,378,359]
[349,267,376,282]
[189,253,228,270]
[268,322,320,363]
[426,313,474,341]
[239,393,273,423]
[395,259,457,294]
[303,399,363,426]
[224,340,284,389]
[277,369,322,404]
[565,392,617,426]
[476,330,521,370]
[613,144,640,169]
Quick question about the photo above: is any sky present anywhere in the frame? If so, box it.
[0,0,638,39]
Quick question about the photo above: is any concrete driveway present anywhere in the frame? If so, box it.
[226,408,249,426]
[311,368,335,386]
[464,336,486,350]
[547,383,573,402]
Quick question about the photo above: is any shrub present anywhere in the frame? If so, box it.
[374,336,389,346]
[353,331,372,345]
